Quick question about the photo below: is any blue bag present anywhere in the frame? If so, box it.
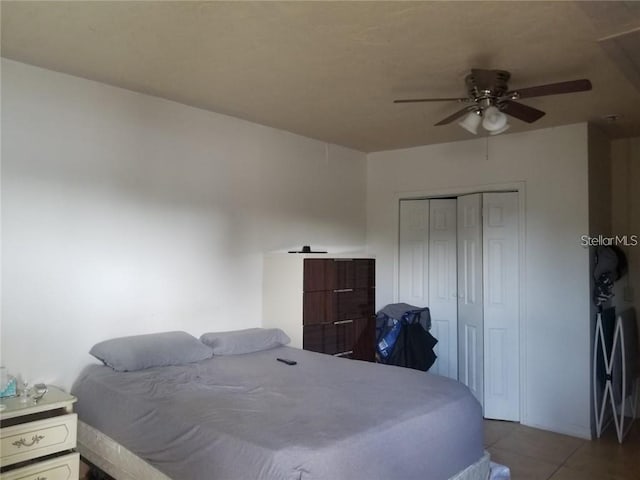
[377,319,401,358]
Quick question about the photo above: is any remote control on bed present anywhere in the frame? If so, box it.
[276,358,297,366]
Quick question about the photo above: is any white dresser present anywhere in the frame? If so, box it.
[0,386,79,480]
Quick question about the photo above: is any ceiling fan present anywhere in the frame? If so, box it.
[394,69,592,135]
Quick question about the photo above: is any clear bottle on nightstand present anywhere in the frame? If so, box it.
[0,366,17,400]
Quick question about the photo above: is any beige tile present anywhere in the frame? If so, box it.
[488,446,559,480]
[548,466,624,480]
[564,436,640,480]
[492,424,585,464]
[484,419,518,447]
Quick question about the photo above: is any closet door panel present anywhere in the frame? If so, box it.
[463,323,480,393]
[483,192,520,421]
[428,199,458,379]
[399,200,429,305]
[457,193,484,407]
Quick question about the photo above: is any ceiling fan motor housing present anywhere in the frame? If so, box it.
[466,69,511,111]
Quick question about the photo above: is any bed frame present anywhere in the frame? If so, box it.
[78,420,490,480]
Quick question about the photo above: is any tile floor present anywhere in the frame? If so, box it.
[80,420,639,479]
[484,419,640,480]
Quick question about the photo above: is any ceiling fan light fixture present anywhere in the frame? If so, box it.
[482,106,508,132]
[458,111,482,135]
[488,123,510,135]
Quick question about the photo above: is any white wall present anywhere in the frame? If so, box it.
[366,124,593,438]
[1,59,367,390]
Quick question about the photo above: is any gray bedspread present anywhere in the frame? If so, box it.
[72,346,483,480]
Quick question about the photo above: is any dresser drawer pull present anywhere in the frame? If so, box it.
[12,434,45,448]
[333,258,354,261]
[333,288,353,293]
[333,350,353,357]
[36,477,47,480]
[333,319,354,325]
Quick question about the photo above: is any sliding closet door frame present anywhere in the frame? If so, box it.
[398,200,430,306]
[398,199,458,380]
[483,192,520,421]
[457,193,484,405]
[394,182,527,424]
[428,199,458,379]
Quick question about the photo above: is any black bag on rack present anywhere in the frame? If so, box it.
[387,321,438,372]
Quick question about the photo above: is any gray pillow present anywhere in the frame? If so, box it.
[90,331,213,372]
[200,328,290,355]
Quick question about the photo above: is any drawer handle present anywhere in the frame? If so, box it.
[12,434,45,448]
[333,288,353,293]
[333,350,353,357]
[333,259,354,262]
[333,320,354,325]
[36,477,47,480]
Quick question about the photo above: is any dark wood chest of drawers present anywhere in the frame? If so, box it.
[302,258,376,361]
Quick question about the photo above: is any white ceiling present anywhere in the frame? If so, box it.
[2,1,640,152]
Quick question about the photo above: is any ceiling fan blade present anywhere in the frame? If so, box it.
[500,101,546,123]
[394,97,468,103]
[507,79,592,99]
[434,107,474,126]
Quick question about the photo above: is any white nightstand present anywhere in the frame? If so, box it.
[0,386,79,479]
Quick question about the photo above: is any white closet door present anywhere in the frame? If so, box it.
[399,200,429,306]
[483,192,520,421]
[457,194,484,406]
[428,199,458,379]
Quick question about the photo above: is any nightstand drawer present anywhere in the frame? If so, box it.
[0,414,77,467]
[0,451,79,480]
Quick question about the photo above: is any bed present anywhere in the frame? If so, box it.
[72,330,489,480]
